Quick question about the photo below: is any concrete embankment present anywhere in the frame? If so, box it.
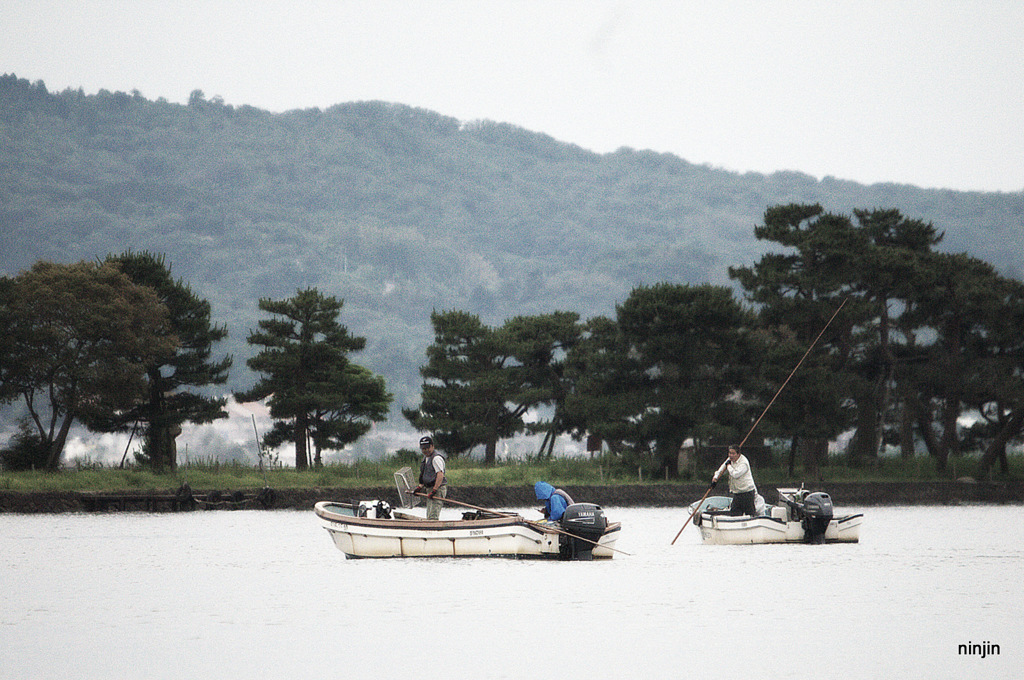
[2,480,1023,513]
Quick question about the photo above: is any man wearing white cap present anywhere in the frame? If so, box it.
[413,435,447,520]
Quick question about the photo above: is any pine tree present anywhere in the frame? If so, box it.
[98,251,232,470]
[404,310,524,463]
[502,311,582,457]
[562,285,756,478]
[236,288,389,468]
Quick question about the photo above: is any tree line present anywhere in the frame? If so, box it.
[402,203,1024,480]
[0,250,393,472]
[3,204,1023,478]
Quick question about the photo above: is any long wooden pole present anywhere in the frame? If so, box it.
[118,421,139,469]
[252,414,270,488]
[413,492,633,557]
[670,298,848,545]
[736,298,849,449]
[412,492,518,518]
[669,485,714,545]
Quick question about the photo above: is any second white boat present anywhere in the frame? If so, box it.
[694,487,863,545]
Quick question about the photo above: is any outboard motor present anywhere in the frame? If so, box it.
[801,492,834,544]
[558,503,607,561]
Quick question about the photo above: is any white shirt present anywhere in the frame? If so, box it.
[714,454,755,493]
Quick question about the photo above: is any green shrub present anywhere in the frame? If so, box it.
[0,422,49,471]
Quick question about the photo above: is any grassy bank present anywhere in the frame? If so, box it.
[1,455,615,493]
[1,452,1019,493]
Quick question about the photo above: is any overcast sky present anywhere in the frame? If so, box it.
[3,1,1023,193]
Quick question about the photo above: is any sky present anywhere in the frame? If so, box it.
[3,0,1023,193]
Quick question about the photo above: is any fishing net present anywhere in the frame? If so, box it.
[394,467,421,508]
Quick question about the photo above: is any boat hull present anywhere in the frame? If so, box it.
[697,512,863,545]
[314,501,621,559]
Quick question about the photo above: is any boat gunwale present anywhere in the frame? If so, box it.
[315,500,623,537]
[696,510,862,544]
[698,511,864,527]
[315,499,622,536]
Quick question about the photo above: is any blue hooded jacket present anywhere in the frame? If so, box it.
[534,481,572,521]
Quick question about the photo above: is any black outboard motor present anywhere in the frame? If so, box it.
[801,492,834,544]
[558,503,607,561]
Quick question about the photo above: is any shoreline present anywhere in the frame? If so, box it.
[2,480,1023,513]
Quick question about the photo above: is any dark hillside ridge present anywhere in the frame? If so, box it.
[3,74,1022,414]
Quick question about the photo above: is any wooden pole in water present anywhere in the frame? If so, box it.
[669,485,715,546]
[670,298,848,545]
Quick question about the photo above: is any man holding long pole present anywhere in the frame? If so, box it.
[712,446,758,516]
[672,298,848,544]
[413,435,447,520]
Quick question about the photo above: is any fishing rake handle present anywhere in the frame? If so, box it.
[412,491,632,557]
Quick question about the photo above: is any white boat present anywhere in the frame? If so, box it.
[314,500,622,560]
[694,487,863,545]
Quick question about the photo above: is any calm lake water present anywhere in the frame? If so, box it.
[2,504,1021,679]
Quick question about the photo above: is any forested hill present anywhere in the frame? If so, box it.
[2,73,1023,410]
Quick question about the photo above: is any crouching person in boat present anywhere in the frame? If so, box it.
[413,436,447,520]
[711,446,759,516]
[534,481,574,522]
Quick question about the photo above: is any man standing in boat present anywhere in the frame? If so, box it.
[413,435,447,520]
[712,446,758,516]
